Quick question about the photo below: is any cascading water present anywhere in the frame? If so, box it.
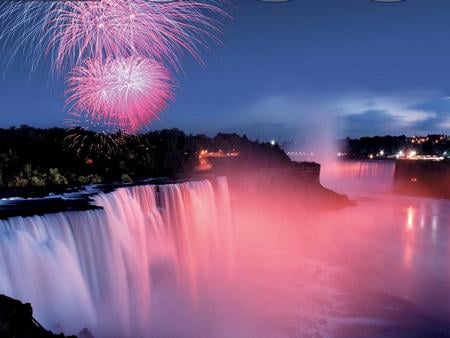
[320,160,396,195]
[0,178,234,337]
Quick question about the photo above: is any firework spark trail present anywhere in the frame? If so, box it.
[66,56,173,133]
[0,0,228,72]
[64,127,132,159]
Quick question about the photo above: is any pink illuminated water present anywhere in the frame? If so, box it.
[318,160,450,337]
[0,165,449,337]
[320,160,396,194]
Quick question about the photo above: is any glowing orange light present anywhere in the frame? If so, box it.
[196,149,240,171]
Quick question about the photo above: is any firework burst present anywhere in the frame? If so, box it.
[0,0,228,72]
[67,56,173,133]
[0,0,230,134]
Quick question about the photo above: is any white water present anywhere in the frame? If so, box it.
[320,160,396,194]
[0,178,234,337]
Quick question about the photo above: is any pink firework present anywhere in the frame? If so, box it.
[67,56,173,133]
[1,0,228,72]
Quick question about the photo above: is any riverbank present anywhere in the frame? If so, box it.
[394,159,450,199]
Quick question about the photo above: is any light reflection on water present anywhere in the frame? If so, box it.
[314,161,450,337]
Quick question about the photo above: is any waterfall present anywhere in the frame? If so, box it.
[0,178,234,337]
[320,160,396,195]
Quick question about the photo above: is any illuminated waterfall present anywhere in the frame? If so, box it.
[320,160,396,194]
[0,178,233,337]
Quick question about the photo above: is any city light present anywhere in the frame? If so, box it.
[407,150,417,159]
[396,150,405,159]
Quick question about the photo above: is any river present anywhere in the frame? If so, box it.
[317,160,450,337]
[0,161,448,337]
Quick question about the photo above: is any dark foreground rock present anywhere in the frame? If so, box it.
[77,328,94,338]
[0,295,77,338]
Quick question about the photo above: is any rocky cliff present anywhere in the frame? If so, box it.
[0,295,77,338]
[219,162,352,210]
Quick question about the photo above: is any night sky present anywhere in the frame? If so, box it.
[1,0,450,141]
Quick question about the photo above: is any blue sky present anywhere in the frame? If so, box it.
[1,0,450,140]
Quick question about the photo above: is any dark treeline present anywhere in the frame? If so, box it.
[342,135,450,158]
[0,126,290,192]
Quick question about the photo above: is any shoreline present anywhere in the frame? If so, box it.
[0,163,352,219]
